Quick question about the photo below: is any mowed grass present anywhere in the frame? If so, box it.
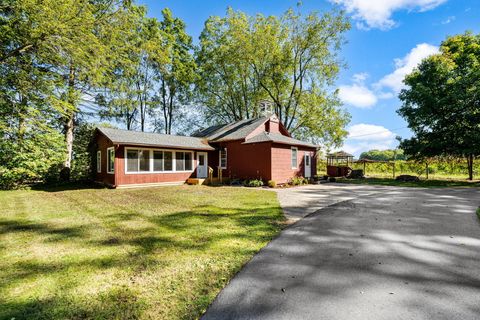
[336,177,480,188]
[0,185,284,319]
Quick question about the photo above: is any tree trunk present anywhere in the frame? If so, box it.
[426,162,429,180]
[467,154,474,181]
[61,64,76,181]
[63,115,74,168]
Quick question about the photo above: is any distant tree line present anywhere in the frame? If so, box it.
[359,149,406,161]
[0,1,351,188]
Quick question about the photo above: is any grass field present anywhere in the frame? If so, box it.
[336,177,480,188]
[0,185,284,319]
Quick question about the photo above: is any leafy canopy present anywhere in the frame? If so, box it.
[398,32,480,179]
[196,7,351,149]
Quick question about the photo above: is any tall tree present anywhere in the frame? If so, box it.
[151,8,197,134]
[1,0,138,180]
[96,5,148,130]
[398,32,480,180]
[196,9,263,123]
[97,11,167,132]
[196,7,351,148]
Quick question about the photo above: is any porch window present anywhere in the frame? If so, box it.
[138,150,150,172]
[125,148,193,173]
[97,151,101,173]
[176,152,185,171]
[175,151,193,171]
[164,151,173,171]
[153,151,163,171]
[219,148,227,169]
[126,150,138,172]
[126,149,150,172]
[107,147,114,173]
[291,147,298,169]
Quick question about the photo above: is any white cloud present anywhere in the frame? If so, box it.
[338,84,378,108]
[338,73,378,108]
[441,16,455,24]
[341,123,397,156]
[376,43,439,93]
[331,0,448,30]
[348,123,395,141]
[352,72,369,82]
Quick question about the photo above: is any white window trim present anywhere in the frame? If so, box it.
[291,147,298,169]
[97,150,101,173]
[107,147,115,174]
[124,147,195,174]
[219,148,227,169]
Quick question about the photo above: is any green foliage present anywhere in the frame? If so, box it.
[289,176,308,186]
[360,149,406,161]
[243,179,264,187]
[267,180,277,188]
[196,6,351,148]
[70,122,98,180]
[1,0,143,182]
[398,32,480,180]
[152,8,197,134]
[0,128,64,189]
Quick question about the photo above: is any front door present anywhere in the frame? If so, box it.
[304,153,311,178]
[197,152,208,178]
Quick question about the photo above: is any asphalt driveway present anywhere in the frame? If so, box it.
[202,184,480,320]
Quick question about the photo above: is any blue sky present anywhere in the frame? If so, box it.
[139,0,479,156]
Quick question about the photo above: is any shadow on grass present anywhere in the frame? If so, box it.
[30,180,106,192]
[0,200,284,319]
[1,286,144,320]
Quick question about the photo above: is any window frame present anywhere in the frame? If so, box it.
[124,147,194,174]
[107,147,115,174]
[219,148,227,169]
[97,150,101,173]
[305,152,310,166]
[291,147,298,169]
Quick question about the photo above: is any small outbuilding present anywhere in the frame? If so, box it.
[326,151,354,177]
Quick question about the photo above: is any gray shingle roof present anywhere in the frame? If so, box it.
[97,127,214,150]
[243,132,318,148]
[192,116,270,142]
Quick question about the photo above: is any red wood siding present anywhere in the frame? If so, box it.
[93,133,115,186]
[214,140,272,181]
[270,143,316,184]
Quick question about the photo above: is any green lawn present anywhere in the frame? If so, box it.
[0,185,284,319]
[336,177,480,188]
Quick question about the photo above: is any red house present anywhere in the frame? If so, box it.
[92,114,317,188]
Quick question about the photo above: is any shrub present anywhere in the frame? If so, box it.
[289,176,307,186]
[267,180,276,188]
[243,179,264,187]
